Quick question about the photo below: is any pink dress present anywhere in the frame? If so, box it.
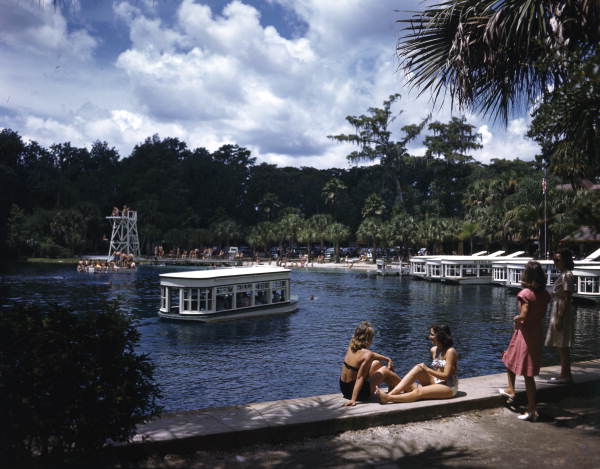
[502,288,551,377]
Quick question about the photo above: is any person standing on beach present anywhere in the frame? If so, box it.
[500,261,551,421]
[545,249,576,384]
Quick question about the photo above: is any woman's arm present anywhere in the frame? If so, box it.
[514,300,529,325]
[420,348,457,381]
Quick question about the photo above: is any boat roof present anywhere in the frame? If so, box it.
[583,247,600,261]
[160,266,291,280]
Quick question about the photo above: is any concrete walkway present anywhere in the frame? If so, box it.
[127,359,600,456]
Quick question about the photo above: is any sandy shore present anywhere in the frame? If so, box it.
[243,260,381,271]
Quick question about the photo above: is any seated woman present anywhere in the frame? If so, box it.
[378,324,458,403]
[340,321,402,406]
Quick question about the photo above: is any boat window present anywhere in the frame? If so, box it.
[580,276,600,294]
[445,265,459,277]
[493,267,507,281]
[254,282,270,305]
[216,286,234,311]
[271,280,287,303]
[509,269,522,284]
[199,289,212,311]
[182,288,199,312]
[463,264,478,277]
[160,286,167,310]
[169,287,180,313]
[479,263,491,276]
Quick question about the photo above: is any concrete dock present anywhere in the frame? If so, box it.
[126,359,600,458]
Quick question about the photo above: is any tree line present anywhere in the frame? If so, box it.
[1,96,598,259]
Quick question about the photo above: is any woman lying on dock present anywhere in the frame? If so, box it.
[340,321,402,406]
[378,324,458,403]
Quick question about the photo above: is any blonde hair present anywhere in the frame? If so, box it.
[350,321,374,352]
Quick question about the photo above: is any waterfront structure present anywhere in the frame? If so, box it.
[106,209,140,259]
[573,266,600,301]
[158,266,299,322]
[409,251,489,279]
[439,251,526,284]
[410,251,530,284]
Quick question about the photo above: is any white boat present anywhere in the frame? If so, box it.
[502,250,600,290]
[409,251,489,280]
[158,266,299,322]
[573,265,600,301]
[430,251,526,284]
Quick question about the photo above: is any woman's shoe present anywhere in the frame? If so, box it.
[547,376,573,384]
[498,388,515,403]
[517,411,538,422]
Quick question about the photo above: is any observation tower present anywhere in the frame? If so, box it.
[106,207,140,259]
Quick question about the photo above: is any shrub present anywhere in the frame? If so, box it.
[0,302,162,464]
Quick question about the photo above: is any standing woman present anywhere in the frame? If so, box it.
[545,249,576,384]
[340,321,401,406]
[500,261,551,421]
[378,324,458,403]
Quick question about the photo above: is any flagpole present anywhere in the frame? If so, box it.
[543,165,548,259]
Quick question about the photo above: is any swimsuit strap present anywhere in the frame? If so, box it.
[343,361,359,372]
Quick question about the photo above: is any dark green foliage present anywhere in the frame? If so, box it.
[0,303,162,464]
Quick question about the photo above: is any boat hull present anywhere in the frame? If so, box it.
[442,276,493,285]
[158,299,299,323]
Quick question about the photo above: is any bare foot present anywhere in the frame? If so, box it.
[377,389,393,404]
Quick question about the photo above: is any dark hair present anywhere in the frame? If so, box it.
[555,248,575,270]
[521,260,547,292]
[430,324,453,349]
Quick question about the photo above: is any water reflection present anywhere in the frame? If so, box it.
[1,262,598,411]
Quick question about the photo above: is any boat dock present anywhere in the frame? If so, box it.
[144,258,244,267]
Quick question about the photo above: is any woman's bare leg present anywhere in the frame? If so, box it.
[504,369,516,396]
[380,384,453,403]
[368,362,401,393]
[524,376,536,414]
[559,347,572,380]
[388,365,432,395]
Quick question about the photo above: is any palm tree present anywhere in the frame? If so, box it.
[356,217,383,263]
[458,221,479,255]
[277,213,305,254]
[309,214,333,254]
[325,222,350,262]
[397,0,600,121]
[256,192,281,221]
[210,219,241,249]
[247,222,275,257]
[361,193,386,219]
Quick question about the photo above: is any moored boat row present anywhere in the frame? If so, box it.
[410,248,600,301]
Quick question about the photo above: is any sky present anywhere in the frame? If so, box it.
[0,0,540,169]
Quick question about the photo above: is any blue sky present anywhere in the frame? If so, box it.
[0,0,539,168]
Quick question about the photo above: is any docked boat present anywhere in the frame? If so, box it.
[158,266,299,322]
[435,251,526,284]
[573,265,600,301]
[409,251,489,280]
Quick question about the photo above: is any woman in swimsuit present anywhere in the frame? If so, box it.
[378,324,458,403]
[340,321,401,406]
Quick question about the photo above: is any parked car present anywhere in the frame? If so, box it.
[324,247,336,260]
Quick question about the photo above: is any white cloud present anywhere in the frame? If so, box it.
[0,0,96,60]
[0,0,540,168]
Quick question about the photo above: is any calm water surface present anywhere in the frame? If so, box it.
[2,262,599,411]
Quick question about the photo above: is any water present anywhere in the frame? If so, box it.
[1,262,599,411]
